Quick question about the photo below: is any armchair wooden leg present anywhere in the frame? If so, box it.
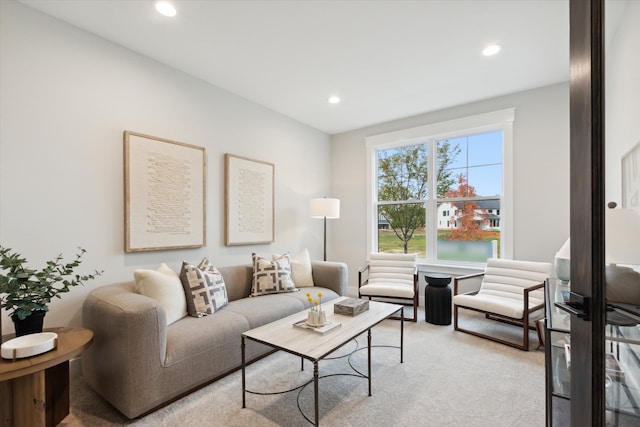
[523,312,529,351]
[453,305,459,330]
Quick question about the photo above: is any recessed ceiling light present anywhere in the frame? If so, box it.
[155,1,177,17]
[483,44,501,56]
[328,96,341,104]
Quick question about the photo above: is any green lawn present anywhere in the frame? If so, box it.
[378,229,500,258]
[378,229,426,255]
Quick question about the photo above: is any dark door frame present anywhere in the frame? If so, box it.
[569,0,606,425]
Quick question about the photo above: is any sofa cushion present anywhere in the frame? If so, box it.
[225,293,306,329]
[272,248,315,287]
[134,263,187,325]
[251,253,298,297]
[179,258,229,317]
[164,309,250,366]
[225,286,341,329]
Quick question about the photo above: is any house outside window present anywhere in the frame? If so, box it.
[365,109,514,266]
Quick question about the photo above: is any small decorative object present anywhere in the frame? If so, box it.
[1,332,58,361]
[334,297,370,317]
[307,309,327,327]
[0,246,102,336]
[293,319,341,335]
[554,238,570,283]
[306,291,326,327]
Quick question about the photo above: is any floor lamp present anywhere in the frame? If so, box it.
[310,197,340,261]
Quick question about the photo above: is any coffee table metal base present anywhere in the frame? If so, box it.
[241,304,403,426]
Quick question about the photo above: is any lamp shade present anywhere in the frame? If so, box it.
[606,208,640,264]
[310,198,340,219]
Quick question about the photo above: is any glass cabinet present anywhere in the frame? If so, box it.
[545,278,640,425]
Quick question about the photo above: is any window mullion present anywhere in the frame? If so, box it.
[426,139,438,262]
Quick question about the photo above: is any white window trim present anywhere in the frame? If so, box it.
[365,108,515,266]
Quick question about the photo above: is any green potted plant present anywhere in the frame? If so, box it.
[0,246,102,336]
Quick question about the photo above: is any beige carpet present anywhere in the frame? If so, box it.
[61,307,545,426]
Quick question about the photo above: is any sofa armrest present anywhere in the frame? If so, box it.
[311,261,348,296]
[81,282,168,418]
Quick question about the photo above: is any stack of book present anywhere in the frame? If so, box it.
[334,298,369,316]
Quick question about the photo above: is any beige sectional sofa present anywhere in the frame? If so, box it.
[81,260,347,419]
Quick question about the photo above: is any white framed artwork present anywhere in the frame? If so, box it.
[225,154,274,245]
[124,131,206,252]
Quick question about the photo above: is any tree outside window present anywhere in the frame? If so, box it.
[376,131,502,262]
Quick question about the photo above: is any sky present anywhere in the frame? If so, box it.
[440,130,502,197]
[378,129,503,199]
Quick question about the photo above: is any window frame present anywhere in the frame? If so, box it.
[365,109,515,267]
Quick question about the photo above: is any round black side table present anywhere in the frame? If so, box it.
[424,273,452,325]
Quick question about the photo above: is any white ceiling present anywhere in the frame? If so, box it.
[18,0,574,135]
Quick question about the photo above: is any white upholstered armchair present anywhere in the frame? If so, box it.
[358,253,418,322]
[453,258,552,351]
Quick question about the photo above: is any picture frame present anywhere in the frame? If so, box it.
[124,131,206,252]
[622,140,640,215]
[225,154,274,245]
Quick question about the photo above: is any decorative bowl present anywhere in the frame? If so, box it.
[1,332,58,360]
[554,256,570,283]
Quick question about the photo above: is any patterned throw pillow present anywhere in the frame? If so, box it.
[179,258,228,317]
[251,253,298,297]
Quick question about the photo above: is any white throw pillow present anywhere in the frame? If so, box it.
[134,263,187,325]
[273,248,315,287]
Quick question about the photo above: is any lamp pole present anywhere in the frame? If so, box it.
[323,216,328,261]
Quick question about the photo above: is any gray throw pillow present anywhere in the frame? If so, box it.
[179,258,228,317]
[251,252,298,296]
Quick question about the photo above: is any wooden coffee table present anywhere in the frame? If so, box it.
[241,297,403,426]
[0,327,93,426]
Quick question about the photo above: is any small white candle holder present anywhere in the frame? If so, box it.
[307,309,327,327]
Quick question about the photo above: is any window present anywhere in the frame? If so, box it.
[366,109,514,265]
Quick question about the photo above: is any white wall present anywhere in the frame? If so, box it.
[605,0,640,205]
[331,83,570,295]
[0,1,332,334]
[10,0,632,330]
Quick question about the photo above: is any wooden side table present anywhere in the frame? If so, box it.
[0,327,93,427]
